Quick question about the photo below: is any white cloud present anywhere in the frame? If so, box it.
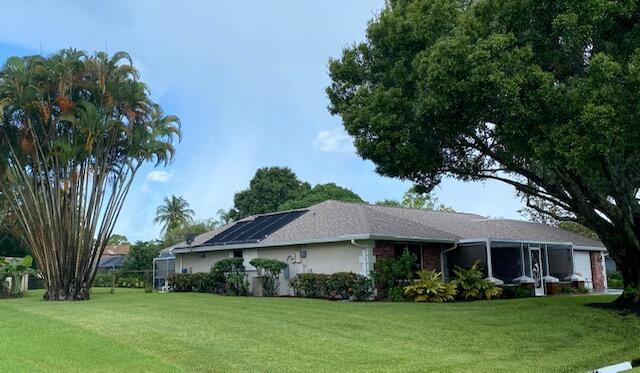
[146,170,173,183]
[312,127,354,153]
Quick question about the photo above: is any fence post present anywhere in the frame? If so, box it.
[110,269,115,294]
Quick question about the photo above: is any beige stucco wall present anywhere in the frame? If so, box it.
[175,240,372,295]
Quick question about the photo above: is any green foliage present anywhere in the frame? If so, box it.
[230,167,310,219]
[375,199,402,207]
[502,285,534,299]
[278,183,364,211]
[327,0,640,290]
[212,258,249,296]
[107,234,129,245]
[163,218,219,247]
[250,258,287,297]
[0,49,181,300]
[371,250,416,299]
[452,262,502,300]
[622,286,639,303]
[0,255,35,298]
[401,187,453,211]
[387,286,408,302]
[404,270,456,303]
[607,271,623,289]
[154,195,195,235]
[121,240,163,272]
[290,272,372,301]
[289,273,330,298]
[167,273,195,292]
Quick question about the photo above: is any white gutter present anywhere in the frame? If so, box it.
[173,234,455,254]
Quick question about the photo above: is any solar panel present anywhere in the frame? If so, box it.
[203,210,307,246]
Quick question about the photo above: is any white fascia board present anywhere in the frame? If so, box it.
[172,234,455,254]
[459,238,605,250]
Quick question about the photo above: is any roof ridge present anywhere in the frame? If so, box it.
[361,204,459,239]
[327,199,485,218]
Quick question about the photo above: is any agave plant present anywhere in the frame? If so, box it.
[0,255,35,298]
[404,270,457,303]
[0,49,180,300]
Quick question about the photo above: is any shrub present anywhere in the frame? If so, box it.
[168,273,195,292]
[502,285,533,299]
[404,270,456,302]
[290,272,372,301]
[607,271,623,289]
[371,250,416,299]
[290,273,329,298]
[93,272,115,287]
[623,286,639,302]
[212,258,249,296]
[451,261,502,300]
[250,258,287,297]
[387,286,408,302]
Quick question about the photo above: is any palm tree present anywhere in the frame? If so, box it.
[154,195,195,234]
[0,49,180,300]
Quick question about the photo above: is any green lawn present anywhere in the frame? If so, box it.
[1,289,638,372]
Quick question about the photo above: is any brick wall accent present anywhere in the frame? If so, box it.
[590,251,605,290]
[421,244,442,271]
[373,241,395,262]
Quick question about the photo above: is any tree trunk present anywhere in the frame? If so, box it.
[608,244,640,305]
[43,281,91,301]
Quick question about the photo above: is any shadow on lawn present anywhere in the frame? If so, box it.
[586,300,640,317]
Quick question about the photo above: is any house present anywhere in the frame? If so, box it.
[97,244,131,270]
[160,200,608,296]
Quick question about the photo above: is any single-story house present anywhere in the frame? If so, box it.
[157,200,608,296]
[97,244,131,270]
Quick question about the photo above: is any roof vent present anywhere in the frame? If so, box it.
[185,233,196,246]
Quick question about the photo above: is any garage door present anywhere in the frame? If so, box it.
[573,251,593,290]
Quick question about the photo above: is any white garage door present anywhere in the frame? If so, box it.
[574,251,593,290]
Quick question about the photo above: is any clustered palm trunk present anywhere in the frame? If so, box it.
[0,49,180,300]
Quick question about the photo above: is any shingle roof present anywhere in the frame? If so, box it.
[98,255,126,268]
[170,200,605,252]
[103,244,130,256]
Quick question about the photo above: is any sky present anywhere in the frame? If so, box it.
[0,1,523,242]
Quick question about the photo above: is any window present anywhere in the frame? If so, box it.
[233,250,243,258]
[393,243,422,273]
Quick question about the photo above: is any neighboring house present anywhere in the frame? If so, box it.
[97,244,131,270]
[161,200,608,296]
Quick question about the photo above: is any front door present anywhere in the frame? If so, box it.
[529,247,544,296]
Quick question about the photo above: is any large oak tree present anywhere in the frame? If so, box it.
[0,49,180,300]
[328,0,640,299]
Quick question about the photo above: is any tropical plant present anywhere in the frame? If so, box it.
[154,195,195,235]
[404,270,457,303]
[0,255,35,298]
[250,258,287,297]
[0,49,180,300]
[371,250,416,299]
[328,0,640,301]
[452,262,502,300]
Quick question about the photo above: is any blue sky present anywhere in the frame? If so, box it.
[0,1,523,242]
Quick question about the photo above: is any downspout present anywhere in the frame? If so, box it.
[350,239,372,277]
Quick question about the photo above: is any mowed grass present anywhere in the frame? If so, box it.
[1,289,639,372]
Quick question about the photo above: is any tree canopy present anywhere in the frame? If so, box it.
[278,183,363,210]
[154,195,195,234]
[230,167,310,219]
[0,49,180,300]
[227,167,364,219]
[328,0,640,293]
[107,234,129,246]
[121,240,163,272]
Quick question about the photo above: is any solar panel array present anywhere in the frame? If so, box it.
[203,210,307,246]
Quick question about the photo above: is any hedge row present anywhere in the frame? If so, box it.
[289,272,372,301]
